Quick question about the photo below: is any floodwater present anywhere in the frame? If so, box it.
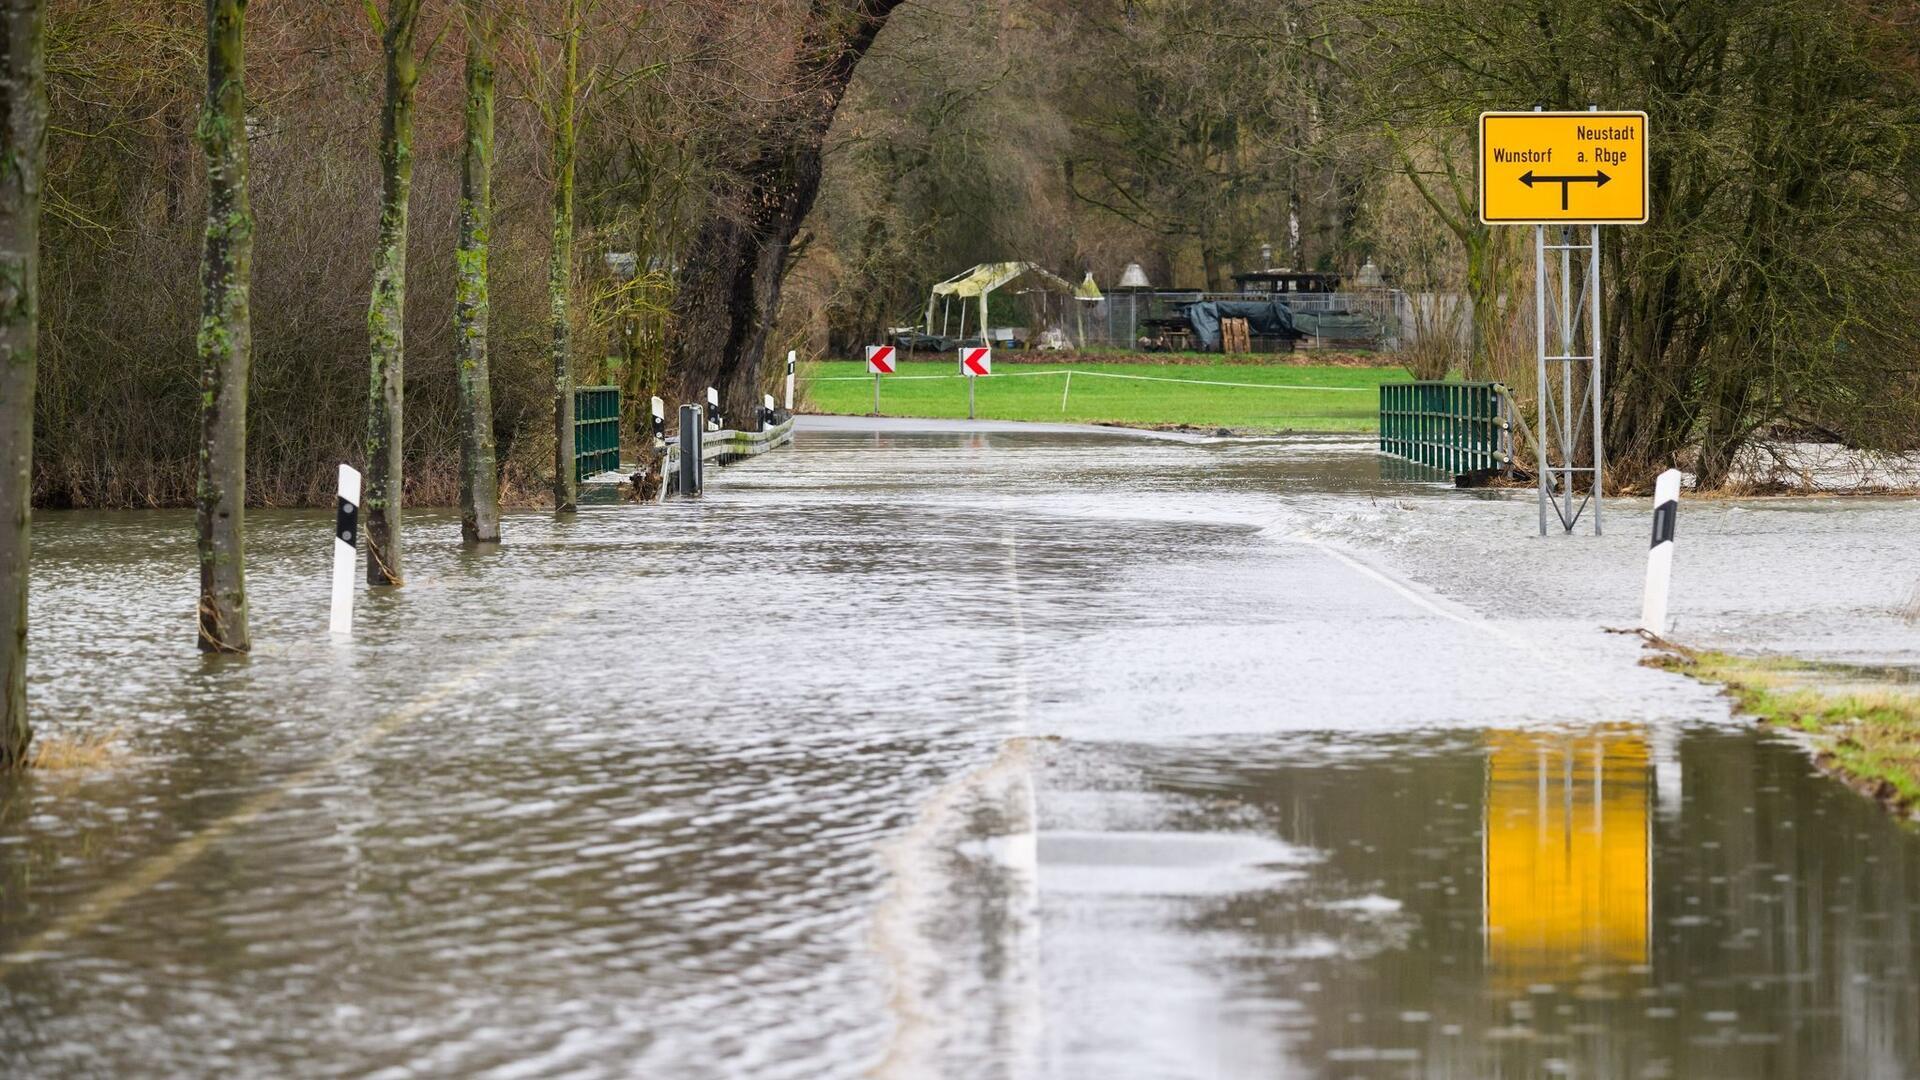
[2,416,1918,1078]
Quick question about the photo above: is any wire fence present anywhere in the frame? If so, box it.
[904,288,1495,361]
[1067,290,1403,352]
[812,368,1375,392]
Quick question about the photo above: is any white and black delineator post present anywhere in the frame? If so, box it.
[784,350,796,412]
[330,464,361,638]
[762,394,776,431]
[706,386,720,431]
[1639,468,1681,636]
[650,395,666,444]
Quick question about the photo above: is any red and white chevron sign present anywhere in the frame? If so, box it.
[865,345,896,375]
[959,346,991,377]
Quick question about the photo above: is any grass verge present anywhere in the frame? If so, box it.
[801,359,1406,433]
[1649,645,1920,819]
[21,729,126,772]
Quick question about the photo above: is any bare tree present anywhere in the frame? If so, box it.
[194,0,252,651]
[668,0,908,418]
[1063,0,1307,289]
[1377,125,1519,382]
[364,0,423,585]
[547,0,581,512]
[1340,0,1920,488]
[0,0,43,766]
[457,0,502,544]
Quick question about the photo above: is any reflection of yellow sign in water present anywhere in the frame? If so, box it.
[1484,731,1650,984]
[1479,112,1650,225]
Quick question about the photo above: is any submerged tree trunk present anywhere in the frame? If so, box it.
[0,0,44,767]
[456,0,500,544]
[364,0,422,586]
[667,0,907,417]
[549,0,580,513]
[194,0,252,653]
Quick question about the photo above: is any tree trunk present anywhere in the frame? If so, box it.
[549,0,579,513]
[194,0,252,653]
[456,0,500,545]
[668,0,906,416]
[1462,227,1497,381]
[1602,256,1694,483]
[364,0,421,586]
[1693,378,1752,491]
[0,0,43,767]
[1384,129,1496,381]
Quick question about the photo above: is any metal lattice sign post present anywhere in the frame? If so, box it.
[1480,109,1649,535]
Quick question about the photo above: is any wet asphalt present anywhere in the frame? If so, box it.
[1,417,1917,1078]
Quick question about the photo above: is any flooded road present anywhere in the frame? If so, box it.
[3,417,1918,1077]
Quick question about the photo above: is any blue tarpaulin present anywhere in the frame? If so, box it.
[1184,299,1306,351]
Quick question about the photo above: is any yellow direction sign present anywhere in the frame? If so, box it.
[1479,111,1648,225]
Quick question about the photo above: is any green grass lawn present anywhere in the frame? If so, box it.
[802,359,1405,432]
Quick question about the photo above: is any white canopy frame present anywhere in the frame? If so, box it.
[922,262,1076,341]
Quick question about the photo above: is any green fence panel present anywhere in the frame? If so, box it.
[574,386,621,483]
[1376,380,1511,475]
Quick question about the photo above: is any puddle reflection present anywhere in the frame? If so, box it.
[1484,729,1649,985]
[1041,726,1920,1078]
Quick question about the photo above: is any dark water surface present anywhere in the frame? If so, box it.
[2,419,1917,1078]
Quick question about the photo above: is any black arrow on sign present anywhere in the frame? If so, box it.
[1519,169,1612,211]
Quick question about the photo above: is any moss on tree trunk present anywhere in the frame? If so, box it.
[0,0,43,766]
[364,0,421,586]
[548,0,579,513]
[194,0,252,653]
[456,0,501,545]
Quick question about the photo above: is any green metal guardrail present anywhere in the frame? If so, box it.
[1378,380,1513,475]
[575,386,621,483]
